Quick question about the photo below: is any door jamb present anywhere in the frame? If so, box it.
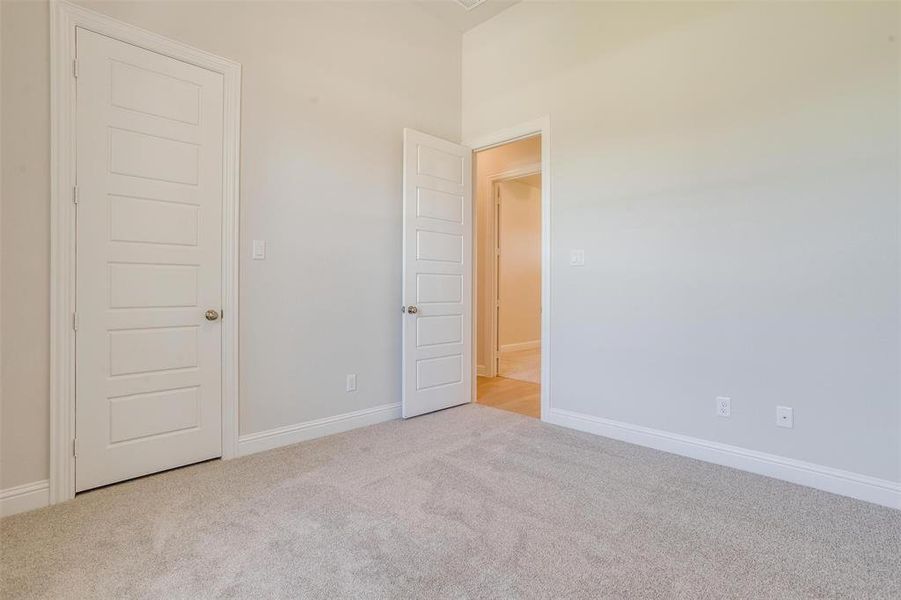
[49,0,242,504]
[465,117,551,420]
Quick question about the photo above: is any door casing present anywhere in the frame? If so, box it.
[465,118,551,419]
[49,0,242,504]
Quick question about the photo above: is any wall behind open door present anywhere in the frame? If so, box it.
[402,129,472,418]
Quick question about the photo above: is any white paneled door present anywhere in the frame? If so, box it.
[402,129,472,418]
[75,28,225,492]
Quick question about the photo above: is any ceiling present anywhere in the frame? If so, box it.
[415,0,520,33]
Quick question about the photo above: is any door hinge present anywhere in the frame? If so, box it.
[495,247,501,256]
[73,59,79,78]
[72,312,79,331]
[73,186,79,204]
[73,438,79,457]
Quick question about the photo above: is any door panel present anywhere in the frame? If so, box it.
[108,128,200,184]
[108,387,200,444]
[75,28,224,491]
[109,195,199,246]
[402,129,472,418]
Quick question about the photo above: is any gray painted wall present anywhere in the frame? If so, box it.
[0,0,461,489]
[463,1,901,482]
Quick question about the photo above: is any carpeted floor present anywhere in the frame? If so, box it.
[1,404,899,599]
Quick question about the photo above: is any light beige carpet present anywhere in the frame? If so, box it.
[1,405,899,599]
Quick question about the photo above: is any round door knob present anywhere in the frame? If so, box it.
[406,306,418,314]
[205,309,220,321]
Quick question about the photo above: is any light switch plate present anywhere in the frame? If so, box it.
[570,249,585,266]
[252,240,266,260]
[346,374,357,392]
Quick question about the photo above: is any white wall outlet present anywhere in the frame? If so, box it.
[345,374,357,392]
[716,396,731,418]
[776,405,793,428]
[252,240,266,260]
[570,249,585,266]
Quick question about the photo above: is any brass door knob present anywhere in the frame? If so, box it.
[406,306,418,314]
[205,309,220,321]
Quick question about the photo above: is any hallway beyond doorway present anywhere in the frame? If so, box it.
[498,347,539,384]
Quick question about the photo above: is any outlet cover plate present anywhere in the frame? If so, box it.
[716,396,731,418]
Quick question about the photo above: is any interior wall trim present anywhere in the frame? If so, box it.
[237,403,402,457]
[546,407,901,510]
[0,480,50,518]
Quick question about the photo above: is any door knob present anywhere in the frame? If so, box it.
[205,309,220,321]
[406,306,418,314]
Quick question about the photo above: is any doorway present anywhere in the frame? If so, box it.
[74,28,226,492]
[51,1,241,503]
[473,136,542,418]
[400,119,549,424]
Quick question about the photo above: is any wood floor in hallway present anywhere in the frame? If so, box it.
[476,376,540,418]
[497,347,540,384]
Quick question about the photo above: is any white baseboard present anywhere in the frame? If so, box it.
[545,407,901,510]
[0,480,50,517]
[238,402,401,457]
[500,340,539,353]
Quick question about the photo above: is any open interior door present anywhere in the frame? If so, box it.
[402,129,472,418]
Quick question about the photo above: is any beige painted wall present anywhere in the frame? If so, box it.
[464,1,901,482]
[474,136,540,372]
[0,0,461,490]
[1,0,51,491]
[497,179,541,350]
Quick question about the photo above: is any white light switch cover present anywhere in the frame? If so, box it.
[570,249,585,266]
[252,240,266,260]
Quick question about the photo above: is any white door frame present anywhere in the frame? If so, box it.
[466,117,551,420]
[480,165,540,378]
[49,0,242,504]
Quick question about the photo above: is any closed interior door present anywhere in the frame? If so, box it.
[402,129,472,418]
[75,28,225,492]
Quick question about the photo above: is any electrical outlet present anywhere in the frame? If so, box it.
[776,406,793,428]
[716,396,731,418]
[345,374,357,392]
